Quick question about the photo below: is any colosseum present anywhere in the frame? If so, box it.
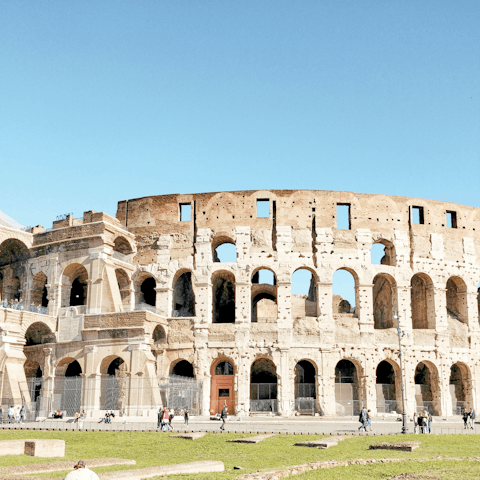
[0,190,479,421]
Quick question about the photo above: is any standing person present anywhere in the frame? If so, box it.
[358,406,367,432]
[220,404,228,431]
[20,405,25,424]
[469,409,476,430]
[413,413,418,434]
[157,407,163,429]
[0,405,3,424]
[366,409,372,432]
[7,406,14,424]
[78,411,86,430]
[162,407,170,431]
[64,460,99,480]
[184,407,189,426]
[426,410,432,434]
[462,409,469,429]
[15,407,20,423]
[417,413,424,434]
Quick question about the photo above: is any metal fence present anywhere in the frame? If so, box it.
[453,401,467,415]
[250,383,277,413]
[376,384,397,413]
[416,401,436,415]
[295,398,315,415]
[158,375,203,415]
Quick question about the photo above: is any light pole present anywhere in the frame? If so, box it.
[395,310,409,434]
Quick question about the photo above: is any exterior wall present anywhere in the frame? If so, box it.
[0,191,479,418]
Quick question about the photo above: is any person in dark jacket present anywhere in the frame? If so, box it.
[220,404,228,431]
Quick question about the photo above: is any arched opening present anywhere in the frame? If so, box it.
[31,272,48,308]
[373,274,396,329]
[446,277,468,324]
[252,269,277,323]
[411,274,435,329]
[214,243,237,263]
[295,360,316,415]
[252,269,276,285]
[250,358,277,413]
[113,236,133,255]
[0,239,29,303]
[0,239,30,267]
[376,360,400,413]
[173,272,195,317]
[62,264,88,308]
[0,271,3,301]
[415,362,440,415]
[335,359,361,415]
[115,268,131,306]
[291,269,317,318]
[332,269,356,314]
[25,322,54,346]
[171,360,194,378]
[450,363,473,415]
[153,325,166,344]
[212,271,235,323]
[210,360,235,414]
[101,357,127,411]
[56,359,82,416]
[139,276,156,307]
[24,361,43,406]
[371,240,396,266]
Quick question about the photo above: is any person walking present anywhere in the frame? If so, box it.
[184,407,189,426]
[20,405,25,424]
[366,409,372,432]
[7,406,14,424]
[469,409,476,430]
[220,404,228,431]
[462,409,469,429]
[358,406,367,432]
[157,407,163,429]
[426,410,432,434]
[413,413,418,434]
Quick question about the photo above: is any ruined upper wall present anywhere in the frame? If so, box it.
[117,189,480,242]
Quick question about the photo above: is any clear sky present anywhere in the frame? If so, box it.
[1,0,479,233]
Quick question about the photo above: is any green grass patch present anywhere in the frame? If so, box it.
[0,431,479,479]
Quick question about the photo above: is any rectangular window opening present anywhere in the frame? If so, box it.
[336,204,351,230]
[446,211,457,228]
[256,199,270,218]
[411,206,424,225]
[219,389,230,397]
[180,203,191,222]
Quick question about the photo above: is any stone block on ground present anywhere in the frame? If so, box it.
[294,436,346,449]
[171,432,206,440]
[25,439,65,457]
[369,442,420,452]
[98,460,224,479]
[0,440,26,456]
[228,434,275,444]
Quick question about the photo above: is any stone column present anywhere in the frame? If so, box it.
[318,349,336,416]
[402,354,417,418]
[47,283,62,316]
[194,345,211,416]
[358,284,374,344]
[82,345,100,412]
[276,280,292,329]
[316,282,334,344]
[434,287,448,350]
[235,281,251,324]
[276,348,293,417]
[235,350,250,418]
[86,250,108,314]
[439,357,452,417]
[195,280,212,325]
[155,287,172,316]
[127,287,135,312]
[38,347,54,417]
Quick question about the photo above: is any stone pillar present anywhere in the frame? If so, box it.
[358,284,374,344]
[82,345,100,411]
[155,287,172,317]
[235,350,250,417]
[235,227,251,264]
[276,280,292,329]
[317,282,334,344]
[195,280,212,324]
[319,349,336,416]
[434,287,449,350]
[127,287,135,312]
[87,251,108,314]
[439,357,452,417]
[37,347,54,417]
[363,353,377,414]
[276,348,293,417]
[235,282,251,324]
[47,283,62,316]
[194,346,211,416]
[402,354,417,418]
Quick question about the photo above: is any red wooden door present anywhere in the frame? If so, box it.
[210,375,235,414]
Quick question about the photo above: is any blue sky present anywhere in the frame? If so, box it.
[1,1,479,302]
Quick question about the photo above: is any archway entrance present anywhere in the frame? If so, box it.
[415,362,440,415]
[376,361,398,413]
[210,361,235,415]
[335,360,360,416]
[101,357,127,411]
[58,360,82,416]
[250,358,277,413]
[450,363,472,415]
[295,360,316,415]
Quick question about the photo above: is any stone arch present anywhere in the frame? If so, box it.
[115,268,131,306]
[24,360,43,403]
[252,267,277,285]
[172,270,195,317]
[212,233,237,263]
[139,276,156,307]
[55,357,83,377]
[21,314,56,337]
[153,325,167,344]
[31,272,48,307]
[24,360,42,379]
[371,238,396,266]
[295,360,316,414]
[335,358,364,415]
[450,362,473,414]
[332,267,358,313]
[212,270,235,323]
[376,359,402,414]
[61,263,88,307]
[0,271,3,301]
[25,322,54,346]
[54,358,83,415]
[291,268,318,318]
[414,361,441,415]
[171,359,195,378]
[446,276,468,324]
[373,273,397,329]
[411,273,435,329]
[210,357,235,415]
[113,236,134,255]
[99,355,129,375]
[250,357,277,413]
[0,238,30,267]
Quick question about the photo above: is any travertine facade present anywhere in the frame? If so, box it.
[0,190,479,418]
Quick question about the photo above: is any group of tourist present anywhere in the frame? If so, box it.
[0,405,26,423]
[99,411,115,423]
[157,407,174,431]
[462,408,476,430]
[358,407,372,432]
[413,411,433,433]
[0,298,48,314]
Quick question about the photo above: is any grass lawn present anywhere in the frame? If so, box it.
[0,430,480,479]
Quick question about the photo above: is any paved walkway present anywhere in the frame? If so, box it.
[0,416,476,435]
